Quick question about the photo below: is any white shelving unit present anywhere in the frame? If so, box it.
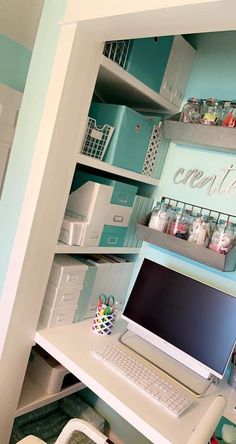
[77,154,160,187]
[17,374,85,417]
[95,55,179,114]
[56,242,140,254]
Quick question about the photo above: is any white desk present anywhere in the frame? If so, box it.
[35,318,236,444]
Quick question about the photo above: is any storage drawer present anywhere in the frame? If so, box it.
[48,255,88,287]
[111,181,137,207]
[106,204,133,227]
[99,225,127,247]
[39,304,77,328]
[43,282,83,308]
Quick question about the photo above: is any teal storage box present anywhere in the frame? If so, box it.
[89,103,159,173]
[124,36,174,93]
[99,225,127,247]
[71,170,138,207]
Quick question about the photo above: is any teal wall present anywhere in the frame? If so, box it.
[130,30,236,305]
[185,31,236,100]
[0,34,32,92]
[0,0,67,296]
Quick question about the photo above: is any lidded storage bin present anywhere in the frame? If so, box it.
[89,103,160,174]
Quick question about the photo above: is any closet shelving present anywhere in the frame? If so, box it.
[95,55,179,114]
[17,375,85,417]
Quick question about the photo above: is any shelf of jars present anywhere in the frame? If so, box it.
[164,114,236,152]
[136,197,236,272]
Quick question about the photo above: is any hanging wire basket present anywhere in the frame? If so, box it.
[81,117,114,160]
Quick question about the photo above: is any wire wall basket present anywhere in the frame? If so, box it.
[81,117,114,160]
[103,40,131,68]
[161,196,236,226]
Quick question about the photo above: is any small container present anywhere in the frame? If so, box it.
[91,307,116,335]
[180,97,201,123]
[188,214,212,247]
[167,208,191,240]
[208,220,235,254]
[200,98,220,125]
[221,100,236,128]
[148,202,171,233]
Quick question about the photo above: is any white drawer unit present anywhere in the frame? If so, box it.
[39,304,77,328]
[106,204,133,227]
[43,282,83,309]
[48,255,88,288]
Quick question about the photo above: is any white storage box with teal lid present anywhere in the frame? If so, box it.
[89,103,161,173]
[71,169,138,208]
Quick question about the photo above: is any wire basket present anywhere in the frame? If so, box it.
[81,117,114,160]
[91,308,116,335]
[103,40,131,68]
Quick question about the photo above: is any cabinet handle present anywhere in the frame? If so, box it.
[164,81,172,92]
[113,215,123,222]
[107,236,118,245]
[62,294,74,302]
[175,90,183,99]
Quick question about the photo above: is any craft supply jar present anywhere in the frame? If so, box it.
[188,214,212,247]
[167,208,191,240]
[180,97,201,123]
[208,221,236,254]
[148,202,171,233]
[200,98,220,125]
[221,100,236,128]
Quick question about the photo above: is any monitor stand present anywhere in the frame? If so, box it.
[119,329,217,397]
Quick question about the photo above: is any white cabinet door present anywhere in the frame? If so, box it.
[172,38,196,108]
[160,35,196,107]
[159,35,184,103]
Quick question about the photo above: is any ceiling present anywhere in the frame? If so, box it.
[0,0,44,49]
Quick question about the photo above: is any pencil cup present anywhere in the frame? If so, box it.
[91,308,116,335]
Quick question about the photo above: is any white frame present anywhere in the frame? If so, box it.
[1,1,236,442]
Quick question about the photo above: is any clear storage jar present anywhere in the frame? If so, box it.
[188,214,212,247]
[167,208,191,240]
[208,221,236,254]
[221,100,236,127]
[148,202,171,233]
[200,98,220,125]
[180,97,201,123]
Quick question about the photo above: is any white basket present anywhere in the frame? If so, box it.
[103,40,131,67]
[91,308,116,335]
[81,117,114,160]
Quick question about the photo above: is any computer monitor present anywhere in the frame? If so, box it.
[122,258,236,380]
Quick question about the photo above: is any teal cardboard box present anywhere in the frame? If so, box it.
[89,103,161,174]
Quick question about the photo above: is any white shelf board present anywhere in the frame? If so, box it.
[95,56,179,114]
[56,243,140,254]
[77,154,160,186]
[16,374,85,417]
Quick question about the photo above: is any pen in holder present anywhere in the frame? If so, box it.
[91,294,117,335]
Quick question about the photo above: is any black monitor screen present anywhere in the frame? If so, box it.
[123,258,236,375]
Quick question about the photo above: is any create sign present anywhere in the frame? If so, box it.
[173,163,236,196]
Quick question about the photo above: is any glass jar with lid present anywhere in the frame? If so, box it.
[180,97,201,123]
[221,100,236,127]
[208,220,236,254]
[188,214,212,247]
[148,201,171,233]
[167,208,191,240]
[200,98,220,125]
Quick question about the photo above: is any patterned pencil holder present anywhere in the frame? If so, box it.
[91,308,116,335]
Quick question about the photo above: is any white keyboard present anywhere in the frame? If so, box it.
[92,343,194,417]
